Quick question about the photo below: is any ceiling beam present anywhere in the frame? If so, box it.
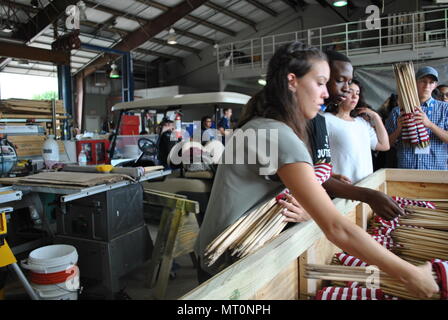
[81,21,200,57]
[0,41,70,65]
[4,0,216,46]
[280,0,298,11]
[12,0,80,43]
[79,0,207,77]
[172,28,214,45]
[84,0,217,45]
[205,2,257,31]
[138,0,237,36]
[149,38,201,54]
[244,0,278,17]
[134,48,183,62]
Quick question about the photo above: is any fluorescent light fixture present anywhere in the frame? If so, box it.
[109,63,120,79]
[17,59,29,65]
[30,0,39,9]
[77,1,88,21]
[332,0,348,7]
[167,28,177,45]
[258,78,266,86]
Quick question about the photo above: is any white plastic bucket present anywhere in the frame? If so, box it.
[21,245,78,274]
[21,245,80,300]
[31,269,80,300]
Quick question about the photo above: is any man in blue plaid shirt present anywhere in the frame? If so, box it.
[386,66,448,170]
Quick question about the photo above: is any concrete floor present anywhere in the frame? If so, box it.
[120,224,200,300]
[2,223,200,300]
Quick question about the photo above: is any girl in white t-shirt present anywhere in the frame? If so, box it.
[323,79,390,184]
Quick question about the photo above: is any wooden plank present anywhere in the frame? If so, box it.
[0,114,67,119]
[300,209,357,297]
[387,181,448,199]
[249,261,298,300]
[386,169,448,184]
[298,252,309,300]
[173,211,200,258]
[356,202,371,231]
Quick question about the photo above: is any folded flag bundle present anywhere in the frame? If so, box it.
[306,261,446,300]
[312,197,448,300]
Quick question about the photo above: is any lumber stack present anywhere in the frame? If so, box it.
[8,135,65,158]
[393,62,430,148]
[0,99,66,119]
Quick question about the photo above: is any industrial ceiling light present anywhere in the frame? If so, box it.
[331,0,348,7]
[30,0,39,9]
[109,63,120,79]
[258,78,266,86]
[1,23,14,33]
[17,59,29,65]
[77,1,88,21]
[167,28,177,45]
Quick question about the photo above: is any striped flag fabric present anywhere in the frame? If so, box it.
[314,162,332,185]
[432,259,448,300]
[336,252,368,267]
[392,196,436,209]
[315,286,384,300]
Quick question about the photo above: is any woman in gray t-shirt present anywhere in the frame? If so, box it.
[196,41,437,298]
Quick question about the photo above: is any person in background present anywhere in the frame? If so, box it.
[323,79,390,184]
[386,66,448,170]
[195,42,438,300]
[157,118,176,168]
[217,108,232,144]
[375,93,400,170]
[200,115,216,145]
[433,84,448,103]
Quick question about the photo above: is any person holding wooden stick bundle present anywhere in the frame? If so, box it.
[196,42,438,299]
[386,66,448,170]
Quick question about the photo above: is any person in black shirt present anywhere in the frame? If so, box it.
[157,119,177,168]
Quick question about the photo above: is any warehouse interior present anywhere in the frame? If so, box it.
[0,0,447,302]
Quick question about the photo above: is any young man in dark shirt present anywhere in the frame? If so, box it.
[309,51,403,220]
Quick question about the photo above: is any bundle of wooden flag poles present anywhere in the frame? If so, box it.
[204,192,290,266]
[306,197,448,300]
[393,62,430,148]
[205,163,333,267]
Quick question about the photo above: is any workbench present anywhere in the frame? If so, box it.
[2,169,172,299]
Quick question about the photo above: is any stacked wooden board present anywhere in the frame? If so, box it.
[8,135,65,158]
[0,99,66,119]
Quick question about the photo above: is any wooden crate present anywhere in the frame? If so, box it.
[180,169,448,300]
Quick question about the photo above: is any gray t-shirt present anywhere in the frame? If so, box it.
[196,117,313,274]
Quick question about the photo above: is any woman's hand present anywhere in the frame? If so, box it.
[278,193,311,223]
[331,173,352,184]
[402,262,439,299]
